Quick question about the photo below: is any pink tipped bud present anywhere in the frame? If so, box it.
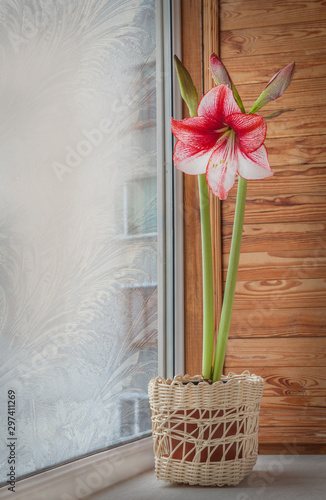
[210,53,232,87]
[263,61,295,98]
[250,61,295,113]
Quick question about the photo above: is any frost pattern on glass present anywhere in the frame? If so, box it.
[0,0,158,480]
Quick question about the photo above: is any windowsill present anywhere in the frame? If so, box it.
[2,448,325,499]
[0,438,154,500]
[85,455,326,500]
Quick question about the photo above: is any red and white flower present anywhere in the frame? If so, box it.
[171,84,273,200]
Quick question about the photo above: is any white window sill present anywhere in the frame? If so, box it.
[1,450,325,500]
[87,455,326,500]
[0,438,154,500]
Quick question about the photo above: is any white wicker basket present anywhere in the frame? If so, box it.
[148,371,264,486]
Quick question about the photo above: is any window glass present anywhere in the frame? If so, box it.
[124,177,157,236]
[0,0,161,480]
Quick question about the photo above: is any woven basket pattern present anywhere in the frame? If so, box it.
[148,371,264,486]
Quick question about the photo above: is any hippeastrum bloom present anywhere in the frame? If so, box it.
[171,84,273,200]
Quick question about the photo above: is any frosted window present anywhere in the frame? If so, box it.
[0,0,160,480]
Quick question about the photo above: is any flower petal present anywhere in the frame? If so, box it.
[171,116,218,150]
[238,145,273,180]
[225,113,267,154]
[197,85,241,124]
[205,144,238,200]
[173,140,212,175]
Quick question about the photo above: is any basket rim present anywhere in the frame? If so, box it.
[149,370,264,389]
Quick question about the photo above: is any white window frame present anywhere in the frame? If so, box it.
[0,1,184,498]
[4,438,154,500]
[157,0,184,380]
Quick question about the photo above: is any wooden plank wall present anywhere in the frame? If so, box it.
[181,0,205,376]
[182,0,223,376]
[219,0,326,453]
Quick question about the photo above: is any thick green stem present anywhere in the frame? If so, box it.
[198,174,214,380]
[212,176,247,382]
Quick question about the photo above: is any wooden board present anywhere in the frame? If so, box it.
[220,20,326,59]
[182,0,204,377]
[265,108,326,140]
[223,249,326,281]
[228,307,326,338]
[226,164,326,198]
[223,193,326,225]
[250,367,326,396]
[259,409,326,428]
[220,0,326,31]
[259,443,326,454]
[218,0,326,454]
[222,222,326,253]
[258,426,326,444]
[183,0,326,451]
[237,77,326,112]
[266,135,326,166]
[220,51,326,85]
[230,278,326,310]
[260,396,326,409]
[225,338,326,367]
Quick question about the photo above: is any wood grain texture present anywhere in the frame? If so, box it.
[259,443,326,454]
[265,108,326,139]
[181,0,203,109]
[228,307,326,338]
[220,0,326,31]
[251,367,326,396]
[220,20,326,58]
[260,395,326,409]
[184,0,326,451]
[258,426,326,444]
[223,194,326,225]
[221,51,326,85]
[237,77,326,112]
[182,0,203,377]
[259,408,326,427]
[230,278,326,310]
[203,0,220,90]
[227,164,326,198]
[225,338,326,367]
[220,2,326,456]
[222,222,326,253]
[265,136,326,166]
[219,0,326,452]
[223,249,326,281]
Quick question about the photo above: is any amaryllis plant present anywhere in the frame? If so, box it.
[172,54,295,382]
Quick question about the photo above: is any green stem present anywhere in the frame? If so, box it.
[198,174,214,380]
[212,176,247,382]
